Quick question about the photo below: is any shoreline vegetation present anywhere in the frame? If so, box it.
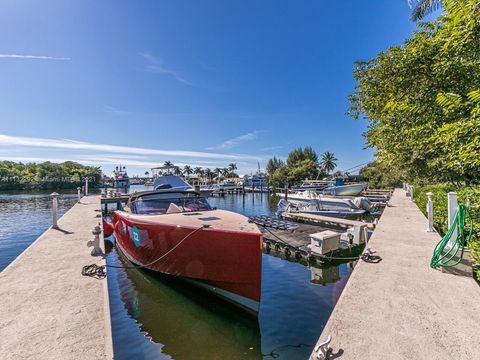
[266,147,341,188]
[350,0,480,280]
[0,161,102,190]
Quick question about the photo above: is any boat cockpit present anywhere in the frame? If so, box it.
[126,191,212,215]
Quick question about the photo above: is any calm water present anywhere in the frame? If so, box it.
[0,186,355,360]
[0,191,79,271]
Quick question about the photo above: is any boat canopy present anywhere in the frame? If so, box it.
[153,175,193,191]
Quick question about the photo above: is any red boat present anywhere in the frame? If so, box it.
[111,176,262,315]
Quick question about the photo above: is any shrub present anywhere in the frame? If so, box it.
[414,183,480,280]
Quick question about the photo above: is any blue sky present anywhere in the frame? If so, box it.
[0,1,422,176]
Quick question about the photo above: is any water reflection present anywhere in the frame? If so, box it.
[310,266,341,286]
[109,247,262,360]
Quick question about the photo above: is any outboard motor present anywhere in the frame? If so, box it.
[277,199,291,215]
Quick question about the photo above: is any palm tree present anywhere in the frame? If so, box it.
[213,168,222,179]
[163,160,173,175]
[205,168,214,181]
[194,167,203,181]
[320,151,338,175]
[228,163,237,173]
[173,166,182,176]
[183,165,192,178]
[221,168,229,178]
[144,171,149,177]
[409,0,442,21]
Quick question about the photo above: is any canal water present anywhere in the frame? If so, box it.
[0,186,356,360]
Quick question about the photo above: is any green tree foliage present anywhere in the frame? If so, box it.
[409,0,443,21]
[228,163,237,173]
[349,0,480,185]
[182,165,192,177]
[266,147,323,188]
[286,146,318,167]
[266,157,285,175]
[359,161,405,188]
[267,166,290,189]
[0,161,102,190]
[320,151,338,174]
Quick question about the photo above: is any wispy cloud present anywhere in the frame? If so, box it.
[1,156,81,164]
[140,52,194,86]
[103,105,132,116]
[0,155,231,170]
[208,130,263,150]
[81,155,220,169]
[261,146,284,152]
[0,54,70,61]
[0,134,266,161]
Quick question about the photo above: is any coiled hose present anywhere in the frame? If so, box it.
[430,204,473,268]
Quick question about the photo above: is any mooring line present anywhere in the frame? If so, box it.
[82,225,206,279]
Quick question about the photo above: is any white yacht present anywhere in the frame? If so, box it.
[111,165,130,188]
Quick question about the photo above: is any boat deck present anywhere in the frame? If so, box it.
[310,189,480,359]
[0,196,113,360]
[122,209,261,233]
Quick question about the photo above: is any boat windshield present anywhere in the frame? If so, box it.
[132,194,212,215]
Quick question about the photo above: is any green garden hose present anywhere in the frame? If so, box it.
[430,204,473,268]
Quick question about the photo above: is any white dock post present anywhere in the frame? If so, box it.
[91,225,103,256]
[447,192,458,248]
[427,192,434,232]
[51,192,59,229]
[84,177,89,196]
[77,187,81,203]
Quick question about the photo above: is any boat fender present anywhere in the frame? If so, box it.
[265,241,271,250]
[284,248,291,258]
[102,219,114,237]
[274,243,281,252]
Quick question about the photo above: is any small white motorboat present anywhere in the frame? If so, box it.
[323,179,366,196]
[277,198,366,220]
[323,183,365,196]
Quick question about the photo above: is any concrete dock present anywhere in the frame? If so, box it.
[310,189,480,359]
[0,196,113,360]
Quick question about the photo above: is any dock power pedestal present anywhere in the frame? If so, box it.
[309,230,341,256]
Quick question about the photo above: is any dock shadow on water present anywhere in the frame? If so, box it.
[105,190,356,360]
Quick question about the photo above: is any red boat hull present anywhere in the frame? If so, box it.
[111,211,262,314]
